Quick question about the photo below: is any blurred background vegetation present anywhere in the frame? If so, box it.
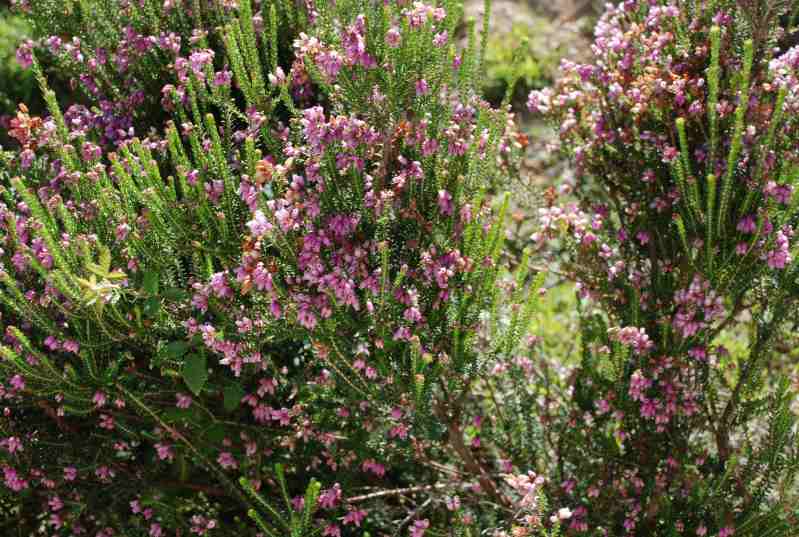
[0,6,36,117]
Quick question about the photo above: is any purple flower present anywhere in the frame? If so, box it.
[16,40,34,69]
[410,519,430,537]
[188,49,215,80]
[247,210,272,238]
[437,190,453,216]
[213,70,232,86]
[415,79,429,96]
[765,227,792,269]
[661,145,679,163]
[737,215,757,234]
[342,509,367,527]
[386,27,402,48]
[217,452,237,469]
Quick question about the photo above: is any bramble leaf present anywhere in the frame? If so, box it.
[182,353,208,396]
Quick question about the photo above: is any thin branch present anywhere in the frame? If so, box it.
[393,498,432,537]
[346,483,462,503]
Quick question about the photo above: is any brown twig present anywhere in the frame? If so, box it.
[157,480,228,497]
[346,483,456,503]
[393,498,432,537]
[439,404,510,508]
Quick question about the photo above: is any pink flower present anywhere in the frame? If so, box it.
[445,495,461,510]
[98,414,115,430]
[318,483,342,509]
[176,393,193,408]
[737,215,757,234]
[49,513,63,529]
[3,466,28,491]
[9,375,24,391]
[437,190,453,216]
[247,210,272,237]
[268,67,286,86]
[389,423,409,439]
[271,407,291,426]
[410,519,429,537]
[765,228,792,269]
[343,509,367,527]
[362,459,386,477]
[386,27,402,48]
[297,301,318,330]
[1,437,23,454]
[63,467,77,481]
[81,142,101,162]
[609,326,653,354]
[661,145,679,163]
[323,525,341,537]
[186,169,200,186]
[213,70,232,87]
[217,452,238,469]
[115,223,130,241]
[48,496,63,512]
[95,465,115,481]
[93,391,107,408]
[16,40,34,69]
[155,443,174,461]
[416,79,429,96]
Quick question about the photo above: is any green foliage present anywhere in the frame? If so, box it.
[482,21,556,105]
[528,0,799,534]
[0,0,539,534]
[182,352,208,396]
[0,9,36,119]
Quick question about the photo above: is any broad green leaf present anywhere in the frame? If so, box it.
[182,353,208,395]
[162,341,190,360]
[223,383,245,412]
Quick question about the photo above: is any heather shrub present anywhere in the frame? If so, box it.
[0,0,555,535]
[527,0,799,534]
[11,0,308,146]
[3,0,799,535]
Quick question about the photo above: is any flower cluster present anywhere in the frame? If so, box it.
[526,0,799,534]
[0,0,535,535]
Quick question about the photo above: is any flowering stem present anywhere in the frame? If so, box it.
[718,39,754,235]
[706,26,721,175]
